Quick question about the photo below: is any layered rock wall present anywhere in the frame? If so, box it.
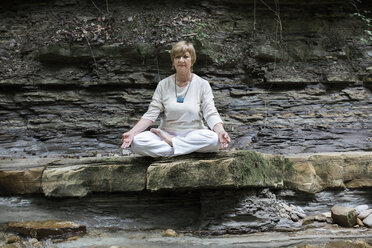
[0,0,371,158]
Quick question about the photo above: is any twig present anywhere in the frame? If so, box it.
[84,35,99,77]
[253,0,257,30]
[156,53,160,82]
[90,0,106,16]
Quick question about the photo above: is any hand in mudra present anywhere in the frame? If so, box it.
[218,131,231,149]
[121,132,134,149]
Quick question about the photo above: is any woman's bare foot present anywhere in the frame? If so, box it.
[150,128,175,147]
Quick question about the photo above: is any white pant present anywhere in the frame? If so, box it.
[131,129,219,157]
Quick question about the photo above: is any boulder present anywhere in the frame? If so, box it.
[7,220,86,239]
[331,206,357,227]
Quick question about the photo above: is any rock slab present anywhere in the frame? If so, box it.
[359,209,372,220]
[7,220,86,239]
[42,156,151,197]
[363,214,372,227]
[146,151,291,191]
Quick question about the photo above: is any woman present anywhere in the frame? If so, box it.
[121,40,230,157]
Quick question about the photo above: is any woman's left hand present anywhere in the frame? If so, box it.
[213,123,231,149]
[218,130,231,149]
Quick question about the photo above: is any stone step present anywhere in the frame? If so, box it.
[0,151,371,197]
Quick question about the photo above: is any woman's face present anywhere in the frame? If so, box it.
[173,52,192,73]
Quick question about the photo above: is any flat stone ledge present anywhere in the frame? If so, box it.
[41,156,151,197]
[0,151,371,197]
[146,151,289,191]
[286,152,372,193]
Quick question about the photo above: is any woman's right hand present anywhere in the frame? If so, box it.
[121,132,134,149]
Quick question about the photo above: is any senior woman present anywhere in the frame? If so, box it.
[121,40,230,157]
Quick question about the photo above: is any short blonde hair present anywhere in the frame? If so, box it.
[170,41,196,66]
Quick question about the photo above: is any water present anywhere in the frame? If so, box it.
[1,189,372,247]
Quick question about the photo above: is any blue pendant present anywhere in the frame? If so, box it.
[177,97,184,103]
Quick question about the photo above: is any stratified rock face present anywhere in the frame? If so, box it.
[0,0,371,159]
[331,205,357,227]
[7,220,86,239]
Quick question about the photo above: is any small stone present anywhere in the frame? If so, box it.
[355,205,369,215]
[331,205,357,227]
[321,212,332,218]
[162,229,177,237]
[358,209,372,220]
[295,212,306,219]
[290,213,299,222]
[127,16,133,22]
[29,238,39,244]
[52,239,65,243]
[67,236,80,241]
[357,218,364,227]
[6,235,20,244]
[302,214,327,225]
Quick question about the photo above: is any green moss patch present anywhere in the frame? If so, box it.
[230,151,294,187]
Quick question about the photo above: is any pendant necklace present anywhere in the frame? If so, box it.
[175,73,192,103]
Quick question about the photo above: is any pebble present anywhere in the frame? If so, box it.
[162,229,177,237]
[67,236,80,241]
[357,218,364,227]
[321,212,331,218]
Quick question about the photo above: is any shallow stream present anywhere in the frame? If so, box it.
[1,189,372,247]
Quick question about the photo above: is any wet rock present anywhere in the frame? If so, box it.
[357,218,365,227]
[331,206,357,227]
[6,235,20,244]
[162,229,177,237]
[356,205,369,215]
[7,220,86,240]
[302,214,328,225]
[359,209,372,220]
[363,214,372,227]
[0,166,44,195]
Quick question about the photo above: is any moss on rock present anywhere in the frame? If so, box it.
[230,151,294,188]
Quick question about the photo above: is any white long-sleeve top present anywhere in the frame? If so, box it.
[142,74,223,133]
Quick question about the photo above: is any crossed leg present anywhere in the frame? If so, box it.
[131,129,219,157]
